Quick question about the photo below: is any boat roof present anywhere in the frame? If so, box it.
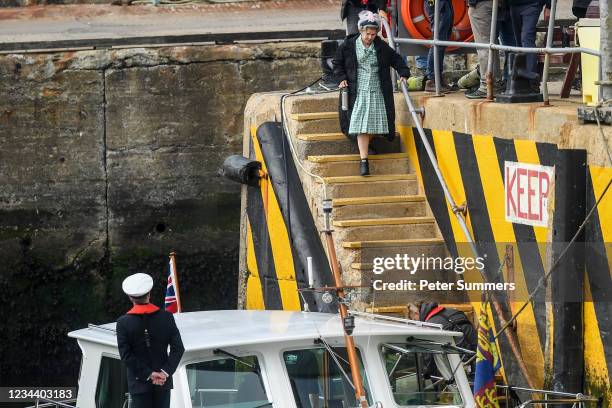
[68,310,461,352]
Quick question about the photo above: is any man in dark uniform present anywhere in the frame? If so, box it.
[117,273,185,408]
[341,0,387,35]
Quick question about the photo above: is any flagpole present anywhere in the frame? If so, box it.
[169,251,182,313]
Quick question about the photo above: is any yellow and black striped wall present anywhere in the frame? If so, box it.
[241,117,611,404]
[244,122,336,313]
[399,125,612,405]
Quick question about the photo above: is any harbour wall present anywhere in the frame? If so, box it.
[0,42,321,387]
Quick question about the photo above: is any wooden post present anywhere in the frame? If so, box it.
[323,232,369,408]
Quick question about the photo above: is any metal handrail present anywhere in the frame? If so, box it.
[380,25,550,387]
[492,386,597,399]
[383,0,602,103]
[33,398,77,408]
[464,383,601,407]
[350,310,444,329]
[518,398,599,408]
[87,323,116,333]
[392,37,600,56]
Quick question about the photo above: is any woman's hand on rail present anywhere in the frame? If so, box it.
[339,80,348,88]
[399,77,408,85]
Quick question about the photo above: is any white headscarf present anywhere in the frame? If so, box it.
[357,10,381,31]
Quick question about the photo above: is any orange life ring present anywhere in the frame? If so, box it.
[401,0,473,52]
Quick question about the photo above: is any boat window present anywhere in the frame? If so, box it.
[186,355,270,408]
[95,356,129,408]
[283,346,372,408]
[380,343,464,407]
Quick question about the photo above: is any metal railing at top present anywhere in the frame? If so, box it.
[381,0,602,104]
[456,381,602,408]
[32,398,77,408]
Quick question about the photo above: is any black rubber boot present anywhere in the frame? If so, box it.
[360,159,370,176]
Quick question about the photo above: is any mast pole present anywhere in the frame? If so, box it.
[321,199,369,408]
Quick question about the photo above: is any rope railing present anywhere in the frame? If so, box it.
[382,2,602,103]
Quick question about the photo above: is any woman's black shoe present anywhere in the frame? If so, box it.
[360,159,370,176]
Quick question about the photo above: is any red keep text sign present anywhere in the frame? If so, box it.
[505,161,554,227]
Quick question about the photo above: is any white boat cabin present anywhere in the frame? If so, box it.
[68,310,476,408]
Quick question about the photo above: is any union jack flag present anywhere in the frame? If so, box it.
[474,301,501,407]
[165,252,181,314]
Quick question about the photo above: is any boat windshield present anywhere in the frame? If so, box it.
[380,342,465,407]
[186,355,271,408]
[283,346,373,408]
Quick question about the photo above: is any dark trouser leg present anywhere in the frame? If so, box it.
[424,0,453,81]
[520,1,543,74]
[572,6,587,18]
[131,392,152,408]
[152,388,171,408]
[345,3,363,36]
[510,1,544,74]
[497,7,517,81]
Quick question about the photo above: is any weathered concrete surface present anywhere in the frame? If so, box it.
[0,41,321,387]
[395,92,612,168]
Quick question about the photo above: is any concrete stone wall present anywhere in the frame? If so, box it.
[0,42,320,386]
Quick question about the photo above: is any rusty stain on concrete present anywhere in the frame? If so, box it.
[42,87,61,97]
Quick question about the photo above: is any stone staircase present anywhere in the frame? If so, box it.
[285,93,452,306]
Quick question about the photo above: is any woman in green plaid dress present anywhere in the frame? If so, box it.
[333,10,410,175]
[349,37,389,136]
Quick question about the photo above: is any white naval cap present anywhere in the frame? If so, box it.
[122,273,153,297]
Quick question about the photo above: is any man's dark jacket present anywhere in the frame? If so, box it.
[340,0,386,20]
[116,308,185,394]
[332,34,410,141]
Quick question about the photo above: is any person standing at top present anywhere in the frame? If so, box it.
[424,0,454,93]
[508,0,548,91]
[333,11,410,176]
[465,0,503,98]
[341,0,388,35]
[116,273,185,408]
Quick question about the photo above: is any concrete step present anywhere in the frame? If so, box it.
[298,132,400,143]
[309,157,411,177]
[334,216,435,227]
[324,177,419,198]
[332,195,426,206]
[288,94,339,114]
[308,152,407,163]
[297,132,345,142]
[334,219,438,242]
[344,238,448,271]
[353,261,465,306]
[293,133,402,159]
[332,195,427,220]
[320,174,417,184]
[342,237,445,249]
[291,112,339,121]
[351,262,456,278]
[295,137,359,159]
[293,117,341,135]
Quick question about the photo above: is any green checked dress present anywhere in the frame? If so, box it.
[348,38,389,136]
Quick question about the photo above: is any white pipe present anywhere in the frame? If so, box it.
[433,0,442,95]
[542,0,559,104]
[307,256,314,288]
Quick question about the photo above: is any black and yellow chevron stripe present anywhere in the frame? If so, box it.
[400,125,611,404]
[245,122,336,313]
